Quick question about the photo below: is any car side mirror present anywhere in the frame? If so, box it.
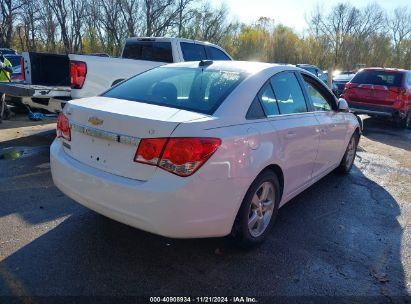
[338,98,349,112]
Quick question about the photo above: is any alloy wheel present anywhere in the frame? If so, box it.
[248,181,275,238]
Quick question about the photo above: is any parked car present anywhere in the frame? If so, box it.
[3,54,23,81]
[51,61,361,247]
[343,68,411,129]
[0,37,232,113]
[333,72,355,97]
[296,64,328,83]
[0,48,17,55]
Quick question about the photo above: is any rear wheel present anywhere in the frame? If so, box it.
[337,132,359,174]
[232,170,280,248]
[395,112,411,129]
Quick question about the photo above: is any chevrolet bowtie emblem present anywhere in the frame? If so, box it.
[88,116,104,126]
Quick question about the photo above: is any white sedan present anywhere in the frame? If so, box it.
[51,61,360,247]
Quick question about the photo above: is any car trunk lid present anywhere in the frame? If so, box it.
[62,96,208,181]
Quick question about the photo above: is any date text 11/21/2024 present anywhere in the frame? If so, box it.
[149,296,258,303]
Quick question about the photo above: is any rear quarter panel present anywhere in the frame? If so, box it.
[172,118,285,225]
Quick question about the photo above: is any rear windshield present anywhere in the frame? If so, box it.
[351,70,403,87]
[122,41,173,63]
[103,67,247,115]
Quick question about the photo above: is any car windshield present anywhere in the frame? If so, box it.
[103,67,247,115]
[351,70,403,87]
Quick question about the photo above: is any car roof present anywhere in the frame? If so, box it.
[161,60,299,75]
[296,64,319,68]
[361,67,408,73]
[125,36,225,49]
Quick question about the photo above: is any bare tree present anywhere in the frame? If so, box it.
[310,3,360,67]
[16,0,42,51]
[183,3,236,44]
[0,0,23,47]
[389,6,411,65]
[39,0,58,52]
[46,0,71,52]
[143,0,184,36]
[119,0,141,37]
[99,0,125,55]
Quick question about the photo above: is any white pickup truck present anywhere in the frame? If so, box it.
[1,37,232,113]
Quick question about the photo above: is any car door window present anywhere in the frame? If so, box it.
[303,74,336,111]
[180,43,207,61]
[270,72,307,114]
[207,46,231,60]
[258,82,279,116]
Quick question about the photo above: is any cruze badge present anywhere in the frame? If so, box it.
[88,116,104,126]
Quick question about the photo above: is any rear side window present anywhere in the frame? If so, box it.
[207,47,231,60]
[122,41,173,63]
[351,70,404,87]
[270,72,307,114]
[246,97,266,119]
[181,43,207,61]
[258,82,279,116]
[103,67,246,115]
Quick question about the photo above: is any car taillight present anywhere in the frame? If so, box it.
[56,112,71,141]
[134,137,221,177]
[389,86,406,94]
[134,138,167,165]
[344,83,357,90]
[70,61,87,89]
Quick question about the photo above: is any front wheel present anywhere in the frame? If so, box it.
[337,132,359,174]
[232,170,281,248]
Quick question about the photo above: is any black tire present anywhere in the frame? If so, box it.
[337,132,359,174]
[395,112,410,129]
[402,111,411,130]
[232,170,281,248]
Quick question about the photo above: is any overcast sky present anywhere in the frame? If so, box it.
[210,0,411,32]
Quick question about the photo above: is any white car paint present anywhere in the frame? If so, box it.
[51,61,360,238]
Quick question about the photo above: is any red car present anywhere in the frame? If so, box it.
[343,68,411,129]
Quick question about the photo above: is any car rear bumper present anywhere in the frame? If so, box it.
[50,139,241,238]
[347,102,401,117]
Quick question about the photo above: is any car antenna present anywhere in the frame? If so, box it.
[199,60,213,67]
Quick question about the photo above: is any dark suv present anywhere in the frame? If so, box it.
[343,68,411,129]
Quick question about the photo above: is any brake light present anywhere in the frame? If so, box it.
[134,137,221,176]
[70,61,87,89]
[389,86,406,95]
[344,83,358,90]
[56,112,71,141]
[134,138,167,165]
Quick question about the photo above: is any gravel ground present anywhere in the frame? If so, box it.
[0,115,410,303]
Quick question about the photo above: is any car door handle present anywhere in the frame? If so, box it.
[285,131,296,139]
